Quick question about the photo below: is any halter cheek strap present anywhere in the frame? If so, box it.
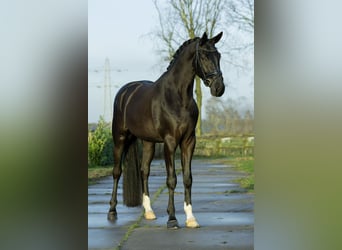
[195,42,222,87]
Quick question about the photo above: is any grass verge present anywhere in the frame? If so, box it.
[88,166,112,185]
[233,157,254,192]
[207,156,254,192]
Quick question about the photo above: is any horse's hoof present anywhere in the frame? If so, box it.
[107,211,117,221]
[144,211,157,220]
[185,218,200,228]
[167,219,180,229]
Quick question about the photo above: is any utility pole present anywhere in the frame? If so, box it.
[103,57,112,122]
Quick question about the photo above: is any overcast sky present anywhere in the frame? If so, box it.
[88,0,254,122]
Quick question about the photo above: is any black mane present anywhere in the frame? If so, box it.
[167,37,200,71]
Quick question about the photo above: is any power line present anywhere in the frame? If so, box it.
[88,68,128,73]
[88,83,120,88]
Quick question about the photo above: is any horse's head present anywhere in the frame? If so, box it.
[194,32,225,97]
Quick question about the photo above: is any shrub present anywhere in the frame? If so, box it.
[99,132,114,166]
[88,116,113,167]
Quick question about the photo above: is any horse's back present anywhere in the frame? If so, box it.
[114,80,154,111]
[113,80,161,140]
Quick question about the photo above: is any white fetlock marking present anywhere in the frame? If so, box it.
[143,194,156,219]
[184,202,200,228]
[184,202,195,221]
[143,194,153,212]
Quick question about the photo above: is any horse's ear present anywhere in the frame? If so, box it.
[211,32,223,44]
[199,32,208,45]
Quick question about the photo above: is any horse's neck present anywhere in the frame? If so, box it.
[161,46,196,100]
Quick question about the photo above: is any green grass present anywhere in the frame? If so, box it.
[207,156,254,192]
[234,157,254,174]
[88,166,112,185]
[232,157,254,192]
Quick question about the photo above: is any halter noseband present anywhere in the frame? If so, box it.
[195,42,222,87]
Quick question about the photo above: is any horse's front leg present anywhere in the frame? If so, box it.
[141,140,156,220]
[181,135,200,228]
[164,136,179,229]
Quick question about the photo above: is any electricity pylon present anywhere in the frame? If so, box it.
[103,57,112,122]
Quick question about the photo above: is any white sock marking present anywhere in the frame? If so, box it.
[143,194,153,212]
[184,202,195,221]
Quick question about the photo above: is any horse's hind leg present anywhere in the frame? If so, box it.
[141,140,156,220]
[107,135,125,220]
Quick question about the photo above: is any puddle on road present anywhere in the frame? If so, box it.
[208,164,232,168]
[211,212,254,225]
[138,212,253,228]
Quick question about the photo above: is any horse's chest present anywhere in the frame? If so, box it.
[159,110,195,134]
[151,98,197,135]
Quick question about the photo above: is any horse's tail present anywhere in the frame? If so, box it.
[122,139,142,207]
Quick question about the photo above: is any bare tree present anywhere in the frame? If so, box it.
[223,0,254,69]
[243,110,253,135]
[205,98,224,134]
[153,0,225,136]
[204,97,254,136]
[227,0,254,34]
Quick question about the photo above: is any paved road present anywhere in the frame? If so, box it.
[88,159,254,249]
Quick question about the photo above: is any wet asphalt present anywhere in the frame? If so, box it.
[88,159,254,250]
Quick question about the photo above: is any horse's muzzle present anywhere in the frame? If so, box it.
[210,77,225,97]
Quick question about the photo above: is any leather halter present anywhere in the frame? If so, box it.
[195,42,222,87]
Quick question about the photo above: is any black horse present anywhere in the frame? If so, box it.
[108,32,225,229]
